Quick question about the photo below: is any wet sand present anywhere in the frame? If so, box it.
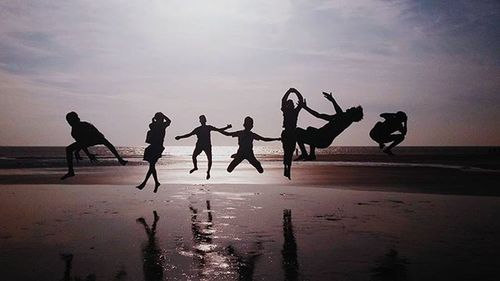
[1,159,500,280]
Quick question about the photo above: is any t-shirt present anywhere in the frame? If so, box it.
[193,125,216,147]
[71,122,105,145]
[233,130,257,154]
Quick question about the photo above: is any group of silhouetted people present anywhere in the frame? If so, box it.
[61,88,408,191]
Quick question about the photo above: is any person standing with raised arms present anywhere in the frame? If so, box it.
[281,88,304,179]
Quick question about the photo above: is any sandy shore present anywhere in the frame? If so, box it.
[1,158,500,280]
[1,184,499,280]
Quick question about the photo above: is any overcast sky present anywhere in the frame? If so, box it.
[1,0,499,146]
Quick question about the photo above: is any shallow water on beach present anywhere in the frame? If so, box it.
[1,184,499,280]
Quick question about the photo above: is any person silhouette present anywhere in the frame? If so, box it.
[295,92,363,160]
[61,112,127,180]
[370,111,407,155]
[136,211,164,281]
[281,88,304,179]
[137,112,171,192]
[175,115,231,180]
[220,116,280,173]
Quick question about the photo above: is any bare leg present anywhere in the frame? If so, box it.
[206,148,213,180]
[62,142,82,180]
[308,146,317,161]
[151,162,160,193]
[137,161,159,190]
[227,156,244,173]
[383,134,405,155]
[247,155,264,173]
[102,139,127,165]
[190,146,202,174]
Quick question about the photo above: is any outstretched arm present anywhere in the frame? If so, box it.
[303,99,332,121]
[212,124,232,133]
[219,130,237,137]
[380,113,396,120]
[175,129,196,140]
[323,92,343,114]
[253,133,281,142]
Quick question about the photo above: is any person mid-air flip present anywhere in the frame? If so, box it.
[370,111,407,155]
[295,92,363,161]
[220,116,281,173]
[175,115,231,180]
[61,112,127,180]
[281,88,304,179]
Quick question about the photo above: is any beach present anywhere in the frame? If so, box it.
[1,147,500,280]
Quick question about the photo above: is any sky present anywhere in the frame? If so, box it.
[0,0,499,146]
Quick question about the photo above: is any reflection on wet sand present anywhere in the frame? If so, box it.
[226,242,262,281]
[60,253,97,281]
[282,209,299,281]
[137,210,164,281]
[371,249,408,281]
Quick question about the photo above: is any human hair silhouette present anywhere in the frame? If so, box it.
[61,112,127,180]
[295,92,363,160]
[175,115,231,179]
[281,88,304,179]
[136,112,171,193]
[370,111,407,155]
[136,211,164,281]
[220,116,280,173]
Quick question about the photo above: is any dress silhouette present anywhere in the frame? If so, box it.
[281,88,304,179]
[295,92,363,160]
[220,116,280,173]
[370,111,407,155]
[175,115,231,180]
[61,112,127,180]
[137,112,171,192]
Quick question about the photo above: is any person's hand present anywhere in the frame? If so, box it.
[227,124,232,129]
[175,136,180,140]
[303,98,308,108]
[322,91,334,101]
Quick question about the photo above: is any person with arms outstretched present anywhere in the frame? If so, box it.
[61,111,127,180]
[295,92,363,161]
[220,116,280,173]
[136,112,171,192]
[175,115,231,179]
[281,88,304,179]
[370,111,407,155]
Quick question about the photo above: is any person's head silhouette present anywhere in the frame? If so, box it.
[154,112,171,126]
[199,115,207,125]
[346,106,364,122]
[66,112,80,126]
[243,116,254,131]
[396,111,407,122]
[284,99,295,110]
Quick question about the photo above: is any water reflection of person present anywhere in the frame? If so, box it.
[136,211,164,281]
[226,242,263,281]
[282,209,299,281]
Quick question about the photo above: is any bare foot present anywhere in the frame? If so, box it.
[206,172,210,180]
[383,148,394,156]
[136,183,145,190]
[61,171,75,180]
[153,182,161,193]
[189,167,198,174]
[119,159,128,166]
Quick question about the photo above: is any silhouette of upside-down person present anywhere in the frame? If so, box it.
[137,112,171,193]
[370,111,407,155]
[295,92,363,161]
[61,112,127,180]
[175,115,231,180]
[220,116,280,173]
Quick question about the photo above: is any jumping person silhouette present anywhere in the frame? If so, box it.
[281,88,304,179]
[370,111,407,155]
[295,92,363,160]
[175,115,231,180]
[220,117,280,173]
[61,112,127,180]
[137,112,171,192]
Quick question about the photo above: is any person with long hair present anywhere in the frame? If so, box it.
[136,112,171,193]
[281,88,304,179]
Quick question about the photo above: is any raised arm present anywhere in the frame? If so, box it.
[175,129,196,140]
[303,99,332,121]
[323,92,343,114]
[253,133,281,142]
